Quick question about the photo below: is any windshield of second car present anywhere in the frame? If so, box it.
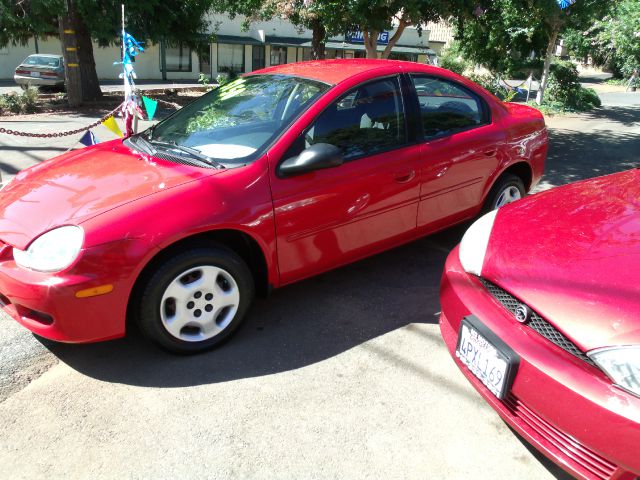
[149,74,330,163]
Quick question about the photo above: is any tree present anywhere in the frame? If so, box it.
[449,0,607,104]
[564,0,640,78]
[336,0,445,59]
[210,0,346,60]
[212,0,449,60]
[0,0,213,106]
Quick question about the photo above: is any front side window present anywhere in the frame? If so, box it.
[411,75,487,138]
[305,77,407,160]
[148,75,329,164]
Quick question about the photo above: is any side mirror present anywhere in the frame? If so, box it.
[278,143,344,177]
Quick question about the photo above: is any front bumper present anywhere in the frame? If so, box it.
[439,246,640,480]
[0,239,147,343]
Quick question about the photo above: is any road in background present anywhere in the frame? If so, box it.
[0,89,638,479]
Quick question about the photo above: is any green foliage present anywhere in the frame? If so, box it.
[450,0,609,75]
[0,87,39,115]
[565,0,640,78]
[439,42,471,75]
[546,60,601,111]
[0,0,213,49]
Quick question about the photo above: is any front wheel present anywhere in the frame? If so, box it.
[483,174,525,212]
[136,247,255,354]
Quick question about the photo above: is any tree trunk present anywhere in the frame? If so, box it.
[362,30,378,59]
[310,18,326,60]
[75,12,102,101]
[536,26,559,105]
[381,19,408,59]
[58,1,83,107]
[58,0,102,107]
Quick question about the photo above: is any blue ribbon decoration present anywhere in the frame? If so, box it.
[557,0,576,9]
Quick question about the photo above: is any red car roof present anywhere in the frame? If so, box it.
[251,59,443,85]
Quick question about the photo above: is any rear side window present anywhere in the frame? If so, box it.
[305,77,407,160]
[411,75,488,138]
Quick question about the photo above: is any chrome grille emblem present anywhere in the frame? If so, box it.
[515,304,531,324]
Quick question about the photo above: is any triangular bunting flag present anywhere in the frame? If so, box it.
[142,96,158,121]
[79,130,99,147]
[102,116,123,137]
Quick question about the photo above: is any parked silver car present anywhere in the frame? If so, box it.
[14,54,65,89]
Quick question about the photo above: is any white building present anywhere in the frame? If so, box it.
[0,13,445,81]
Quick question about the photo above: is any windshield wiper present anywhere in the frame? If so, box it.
[148,139,224,169]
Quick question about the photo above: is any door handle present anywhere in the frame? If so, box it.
[483,149,497,157]
[394,170,416,184]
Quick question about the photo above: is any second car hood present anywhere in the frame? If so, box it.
[0,140,219,249]
[482,169,640,351]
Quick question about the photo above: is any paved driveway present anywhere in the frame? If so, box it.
[0,91,638,479]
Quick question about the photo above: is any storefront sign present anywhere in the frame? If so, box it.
[346,31,390,45]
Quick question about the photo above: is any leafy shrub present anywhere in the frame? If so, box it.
[0,87,39,115]
[547,60,601,111]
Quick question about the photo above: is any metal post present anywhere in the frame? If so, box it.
[526,74,533,103]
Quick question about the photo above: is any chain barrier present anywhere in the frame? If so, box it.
[0,102,124,138]
[0,88,188,138]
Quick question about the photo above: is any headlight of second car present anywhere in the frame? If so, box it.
[588,346,640,398]
[13,225,84,272]
[458,210,498,276]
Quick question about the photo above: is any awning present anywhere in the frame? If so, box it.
[210,34,436,55]
[265,36,308,47]
[214,34,263,46]
[314,41,435,55]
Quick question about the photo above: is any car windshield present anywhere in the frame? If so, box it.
[24,55,60,67]
[148,74,330,164]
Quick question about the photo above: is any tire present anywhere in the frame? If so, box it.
[483,173,525,213]
[136,247,255,354]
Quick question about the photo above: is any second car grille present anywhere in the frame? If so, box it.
[479,278,596,367]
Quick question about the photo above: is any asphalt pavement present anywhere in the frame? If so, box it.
[0,89,638,479]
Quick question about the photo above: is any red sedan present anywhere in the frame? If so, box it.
[0,60,547,353]
[440,169,640,479]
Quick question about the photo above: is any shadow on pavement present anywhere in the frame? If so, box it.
[41,224,468,388]
[541,127,640,189]
[581,105,640,127]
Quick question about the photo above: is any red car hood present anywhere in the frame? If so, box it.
[0,140,218,250]
[482,169,640,351]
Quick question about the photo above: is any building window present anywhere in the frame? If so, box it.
[218,43,244,74]
[252,45,265,71]
[198,43,211,75]
[165,42,192,72]
[270,46,287,65]
[325,49,344,59]
[388,52,418,62]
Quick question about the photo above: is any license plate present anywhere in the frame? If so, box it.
[455,316,519,399]
[30,71,40,77]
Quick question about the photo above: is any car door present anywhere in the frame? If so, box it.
[269,76,422,285]
[409,75,506,230]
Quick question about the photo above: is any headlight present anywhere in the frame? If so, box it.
[13,226,84,272]
[588,346,640,398]
[458,210,498,276]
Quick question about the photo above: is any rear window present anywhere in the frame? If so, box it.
[24,56,60,67]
